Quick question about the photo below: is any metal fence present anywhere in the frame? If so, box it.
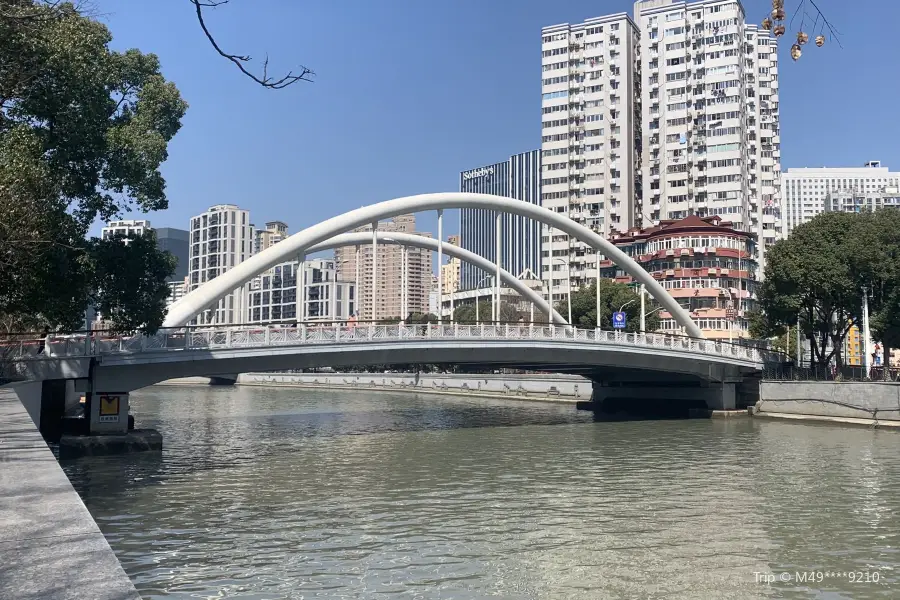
[763,363,900,382]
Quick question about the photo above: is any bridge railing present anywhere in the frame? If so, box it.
[7,323,768,364]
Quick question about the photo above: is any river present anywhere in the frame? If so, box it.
[63,385,900,599]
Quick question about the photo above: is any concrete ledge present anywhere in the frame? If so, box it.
[0,384,141,600]
[753,410,900,429]
[59,429,163,461]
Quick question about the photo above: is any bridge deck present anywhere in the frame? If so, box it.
[0,383,141,600]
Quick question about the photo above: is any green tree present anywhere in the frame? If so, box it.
[555,280,660,333]
[754,210,900,368]
[0,1,187,332]
[89,232,177,333]
[453,301,522,323]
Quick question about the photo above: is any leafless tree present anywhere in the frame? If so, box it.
[1,0,315,89]
[188,0,314,89]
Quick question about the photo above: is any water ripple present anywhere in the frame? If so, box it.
[62,385,900,600]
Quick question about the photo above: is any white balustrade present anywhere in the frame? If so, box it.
[5,324,770,365]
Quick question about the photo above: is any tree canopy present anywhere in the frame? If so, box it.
[555,279,661,333]
[752,210,900,367]
[0,1,187,332]
[453,301,523,324]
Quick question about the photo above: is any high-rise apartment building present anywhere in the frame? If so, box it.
[634,0,781,268]
[255,220,289,254]
[188,204,254,326]
[246,258,356,324]
[101,219,152,242]
[333,215,432,321]
[459,150,542,290]
[782,162,900,236]
[540,14,642,300]
[440,235,461,295]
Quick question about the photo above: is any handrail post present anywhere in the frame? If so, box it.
[225,329,232,348]
[264,325,271,346]
[301,323,307,342]
[335,322,341,342]
[185,329,191,349]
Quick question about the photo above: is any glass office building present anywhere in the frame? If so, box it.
[458,150,541,290]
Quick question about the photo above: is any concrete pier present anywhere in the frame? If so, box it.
[0,383,141,600]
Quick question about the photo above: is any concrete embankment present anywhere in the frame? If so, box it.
[159,372,593,403]
[756,381,900,428]
[0,382,142,600]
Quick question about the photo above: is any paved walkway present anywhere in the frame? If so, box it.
[0,383,141,600]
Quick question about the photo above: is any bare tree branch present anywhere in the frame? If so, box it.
[188,0,315,90]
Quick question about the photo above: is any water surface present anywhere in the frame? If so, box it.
[64,385,900,599]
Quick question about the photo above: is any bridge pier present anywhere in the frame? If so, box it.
[208,374,238,386]
[579,379,744,417]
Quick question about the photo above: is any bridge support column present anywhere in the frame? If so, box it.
[87,391,130,435]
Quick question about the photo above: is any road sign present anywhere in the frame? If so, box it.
[612,311,626,329]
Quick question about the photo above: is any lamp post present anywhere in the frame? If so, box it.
[495,213,502,323]
[618,299,637,314]
[553,257,572,327]
[639,284,646,332]
[371,222,378,322]
[299,253,306,324]
[354,246,360,319]
[596,251,602,329]
[437,209,443,324]
[863,285,872,377]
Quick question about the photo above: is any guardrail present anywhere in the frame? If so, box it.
[5,324,770,364]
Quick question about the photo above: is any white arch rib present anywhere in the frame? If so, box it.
[165,193,702,337]
[305,232,567,324]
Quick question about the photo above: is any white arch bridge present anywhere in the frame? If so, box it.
[12,324,774,421]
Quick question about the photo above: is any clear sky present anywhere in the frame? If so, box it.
[90,0,900,243]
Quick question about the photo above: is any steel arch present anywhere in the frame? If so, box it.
[165,193,702,337]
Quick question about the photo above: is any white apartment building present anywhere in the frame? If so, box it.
[782,161,900,235]
[246,258,356,324]
[188,204,254,326]
[166,278,187,311]
[334,215,432,321]
[101,219,151,242]
[254,220,289,254]
[635,0,781,269]
[540,13,642,300]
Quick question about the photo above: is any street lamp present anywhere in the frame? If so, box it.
[553,257,572,327]
[862,285,872,376]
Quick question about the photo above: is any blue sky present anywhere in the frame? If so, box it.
[91,0,900,242]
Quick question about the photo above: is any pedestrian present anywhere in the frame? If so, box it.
[36,325,50,355]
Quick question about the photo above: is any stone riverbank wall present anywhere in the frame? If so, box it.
[756,381,900,427]
[160,372,593,403]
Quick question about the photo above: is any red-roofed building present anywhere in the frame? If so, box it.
[599,214,757,340]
